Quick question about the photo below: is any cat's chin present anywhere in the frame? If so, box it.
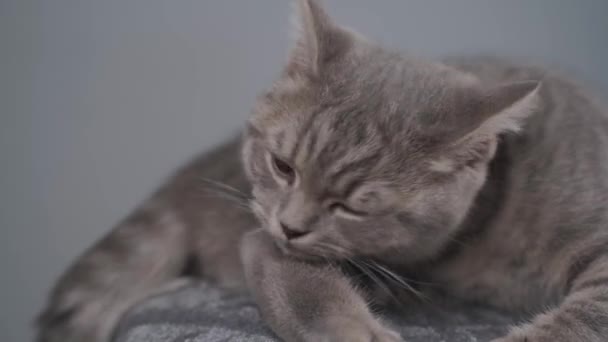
[274,240,336,263]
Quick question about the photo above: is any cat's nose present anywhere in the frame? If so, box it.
[280,221,310,240]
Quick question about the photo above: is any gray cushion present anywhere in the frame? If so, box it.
[115,282,517,342]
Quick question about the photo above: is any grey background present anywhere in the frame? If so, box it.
[1,1,607,341]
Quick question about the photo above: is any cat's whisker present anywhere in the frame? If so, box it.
[313,241,351,260]
[362,260,430,302]
[363,260,420,286]
[192,177,254,213]
[311,241,403,304]
[444,234,470,248]
[193,192,253,213]
[196,177,250,200]
[345,257,398,302]
[196,190,250,206]
[313,240,426,296]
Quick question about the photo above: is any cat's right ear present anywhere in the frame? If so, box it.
[287,0,353,77]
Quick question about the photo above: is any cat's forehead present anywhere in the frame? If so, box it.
[247,48,478,185]
[259,107,379,158]
[253,54,472,129]
[259,105,411,186]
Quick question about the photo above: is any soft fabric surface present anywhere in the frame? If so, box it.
[115,282,518,342]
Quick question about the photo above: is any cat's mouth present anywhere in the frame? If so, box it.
[270,237,309,258]
[250,199,346,262]
[281,245,330,263]
[275,237,353,264]
[267,236,330,262]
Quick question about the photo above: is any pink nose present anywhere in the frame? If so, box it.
[280,222,310,240]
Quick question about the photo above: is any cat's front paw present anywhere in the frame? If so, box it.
[309,315,403,342]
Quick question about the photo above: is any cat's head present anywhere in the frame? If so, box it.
[242,0,540,264]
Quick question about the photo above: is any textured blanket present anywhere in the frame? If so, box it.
[115,282,518,342]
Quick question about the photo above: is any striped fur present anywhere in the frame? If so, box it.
[37,1,608,341]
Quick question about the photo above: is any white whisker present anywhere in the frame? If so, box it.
[311,241,402,303]
[196,177,250,199]
[363,260,430,302]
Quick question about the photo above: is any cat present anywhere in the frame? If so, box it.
[36,1,608,341]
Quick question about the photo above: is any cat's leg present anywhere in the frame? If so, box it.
[240,229,403,342]
[36,200,190,342]
[493,253,608,342]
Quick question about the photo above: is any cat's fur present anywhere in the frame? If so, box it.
[37,1,608,341]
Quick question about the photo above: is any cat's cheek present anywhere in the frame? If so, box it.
[250,188,279,223]
[358,216,415,256]
[329,219,375,256]
[242,139,281,191]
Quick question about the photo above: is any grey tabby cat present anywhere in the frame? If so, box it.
[37,1,608,341]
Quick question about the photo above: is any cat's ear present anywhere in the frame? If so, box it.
[430,80,541,172]
[287,0,352,76]
[471,80,542,137]
[442,80,542,143]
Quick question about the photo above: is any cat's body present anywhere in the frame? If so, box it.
[425,57,608,314]
[37,1,608,342]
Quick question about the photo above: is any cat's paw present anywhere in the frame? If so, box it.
[308,315,403,342]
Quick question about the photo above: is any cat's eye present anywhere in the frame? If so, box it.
[271,155,295,183]
[329,202,367,219]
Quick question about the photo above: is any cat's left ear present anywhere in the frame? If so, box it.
[430,80,542,172]
[467,80,542,138]
[287,0,354,77]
